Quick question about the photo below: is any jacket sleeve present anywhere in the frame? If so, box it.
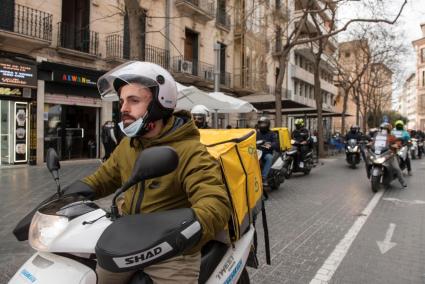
[178,142,231,248]
[82,143,122,199]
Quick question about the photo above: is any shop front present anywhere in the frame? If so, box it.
[0,58,37,166]
[38,62,106,161]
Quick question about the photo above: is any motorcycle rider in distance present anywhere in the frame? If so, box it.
[191,104,210,129]
[63,61,230,284]
[292,119,313,166]
[256,116,279,186]
[391,120,412,176]
[345,125,363,141]
[377,122,407,188]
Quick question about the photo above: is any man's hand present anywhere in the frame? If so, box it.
[264,142,272,149]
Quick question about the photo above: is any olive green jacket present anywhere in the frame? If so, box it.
[83,111,230,252]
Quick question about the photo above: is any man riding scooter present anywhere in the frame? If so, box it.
[191,105,210,129]
[256,117,279,186]
[62,62,230,284]
[292,119,313,169]
[391,120,412,176]
[344,125,363,167]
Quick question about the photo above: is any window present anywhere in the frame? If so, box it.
[422,48,425,63]
[422,71,425,87]
[345,52,350,58]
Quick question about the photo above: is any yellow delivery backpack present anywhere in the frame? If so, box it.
[271,127,291,151]
[199,129,263,241]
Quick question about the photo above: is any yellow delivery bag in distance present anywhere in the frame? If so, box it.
[272,127,291,151]
[199,129,263,241]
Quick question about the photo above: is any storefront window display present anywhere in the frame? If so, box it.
[44,104,98,160]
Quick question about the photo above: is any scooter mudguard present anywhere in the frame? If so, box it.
[206,226,254,284]
[372,166,382,177]
[9,252,96,284]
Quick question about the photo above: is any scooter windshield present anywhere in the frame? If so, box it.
[39,195,99,220]
[372,133,389,154]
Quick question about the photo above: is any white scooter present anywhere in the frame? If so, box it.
[9,147,254,284]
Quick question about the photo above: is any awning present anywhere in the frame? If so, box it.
[176,83,257,113]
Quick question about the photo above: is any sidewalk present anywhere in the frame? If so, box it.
[0,159,102,283]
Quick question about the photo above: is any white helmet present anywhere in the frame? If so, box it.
[191,105,210,116]
[97,61,178,136]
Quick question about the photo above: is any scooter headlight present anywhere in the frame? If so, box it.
[29,212,68,251]
[374,157,386,164]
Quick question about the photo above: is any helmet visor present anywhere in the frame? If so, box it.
[98,61,159,101]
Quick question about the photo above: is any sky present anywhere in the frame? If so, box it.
[338,0,425,101]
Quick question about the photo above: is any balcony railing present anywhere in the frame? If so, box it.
[105,34,125,59]
[220,72,231,88]
[0,4,52,41]
[106,34,171,69]
[57,22,99,55]
[216,9,231,30]
[175,0,215,20]
[145,44,170,70]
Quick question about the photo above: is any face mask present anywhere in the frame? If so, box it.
[119,117,145,137]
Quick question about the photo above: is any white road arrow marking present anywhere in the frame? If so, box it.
[377,223,397,254]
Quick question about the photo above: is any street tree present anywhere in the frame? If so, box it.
[272,0,407,157]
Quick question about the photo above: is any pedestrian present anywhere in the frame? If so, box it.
[101,120,118,161]
[62,61,230,284]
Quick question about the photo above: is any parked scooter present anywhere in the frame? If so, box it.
[256,140,285,191]
[9,147,253,284]
[283,139,314,178]
[367,134,399,193]
[345,139,361,168]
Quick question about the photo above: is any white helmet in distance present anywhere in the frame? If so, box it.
[97,61,178,137]
[191,105,210,116]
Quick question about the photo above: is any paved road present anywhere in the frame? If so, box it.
[0,156,424,283]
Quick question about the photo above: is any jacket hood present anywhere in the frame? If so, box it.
[131,110,199,148]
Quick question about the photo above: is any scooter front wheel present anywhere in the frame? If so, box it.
[371,176,380,193]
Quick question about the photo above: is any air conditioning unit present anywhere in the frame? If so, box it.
[179,60,193,74]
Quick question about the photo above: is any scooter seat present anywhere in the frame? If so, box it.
[199,241,229,284]
[96,208,202,273]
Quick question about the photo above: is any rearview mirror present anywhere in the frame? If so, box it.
[46,148,60,180]
[125,146,179,188]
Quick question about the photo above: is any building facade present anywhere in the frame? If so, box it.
[399,73,416,129]
[240,0,339,134]
[0,0,239,166]
[412,23,425,131]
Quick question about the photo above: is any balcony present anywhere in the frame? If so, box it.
[220,72,232,88]
[233,71,268,96]
[175,0,215,22]
[57,22,99,58]
[105,34,170,69]
[0,4,52,52]
[216,9,231,31]
[172,56,231,89]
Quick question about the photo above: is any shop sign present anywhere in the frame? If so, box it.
[54,71,97,87]
[14,102,28,163]
[0,60,37,88]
